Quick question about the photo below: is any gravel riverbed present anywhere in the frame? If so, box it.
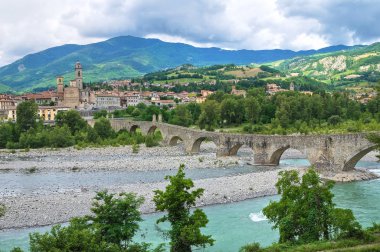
[0,144,377,229]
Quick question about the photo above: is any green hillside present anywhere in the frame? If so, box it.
[0,36,357,93]
[277,43,380,89]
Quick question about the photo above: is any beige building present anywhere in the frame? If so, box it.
[5,106,70,122]
[38,106,70,121]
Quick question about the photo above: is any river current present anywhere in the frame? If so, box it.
[0,159,379,252]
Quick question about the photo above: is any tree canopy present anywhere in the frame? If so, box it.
[153,164,214,252]
[263,169,363,244]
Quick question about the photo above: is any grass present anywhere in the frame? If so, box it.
[242,237,380,252]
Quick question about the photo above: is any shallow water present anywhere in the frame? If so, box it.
[0,159,379,252]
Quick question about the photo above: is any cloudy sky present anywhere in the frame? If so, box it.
[0,0,379,66]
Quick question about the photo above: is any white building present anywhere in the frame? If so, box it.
[125,93,143,107]
[95,95,121,108]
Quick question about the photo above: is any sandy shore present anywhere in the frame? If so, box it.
[0,144,378,229]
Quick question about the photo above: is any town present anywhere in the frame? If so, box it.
[3,61,377,124]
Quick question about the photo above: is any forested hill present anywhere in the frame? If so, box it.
[0,35,357,92]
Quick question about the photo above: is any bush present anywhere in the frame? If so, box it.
[93,109,108,119]
[6,141,20,149]
[48,126,75,148]
[145,134,159,147]
[132,143,140,153]
[93,117,114,139]
[0,123,14,148]
[239,243,261,252]
[328,115,342,126]
[0,203,6,217]
[19,129,49,148]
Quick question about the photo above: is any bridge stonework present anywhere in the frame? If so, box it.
[87,118,377,173]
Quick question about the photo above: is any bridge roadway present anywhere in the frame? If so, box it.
[87,118,377,173]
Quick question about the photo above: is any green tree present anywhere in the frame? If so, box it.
[153,165,214,252]
[48,125,75,147]
[86,126,100,143]
[29,191,160,252]
[94,117,114,139]
[244,97,261,124]
[328,115,342,126]
[169,104,192,127]
[89,191,144,248]
[55,110,88,134]
[16,100,38,132]
[263,168,362,244]
[220,97,244,125]
[93,109,108,119]
[198,100,220,131]
[0,123,14,148]
[186,103,201,123]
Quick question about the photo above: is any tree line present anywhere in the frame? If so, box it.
[163,88,380,134]
[0,100,161,150]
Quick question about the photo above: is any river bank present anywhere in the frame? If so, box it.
[0,144,378,230]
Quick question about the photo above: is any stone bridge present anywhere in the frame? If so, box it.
[88,118,378,173]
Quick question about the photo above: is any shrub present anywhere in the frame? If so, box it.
[239,243,261,252]
[132,143,140,154]
[48,126,75,148]
[145,134,159,147]
[93,117,114,139]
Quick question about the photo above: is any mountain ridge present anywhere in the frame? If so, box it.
[0,35,362,92]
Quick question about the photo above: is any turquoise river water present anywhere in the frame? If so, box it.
[0,159,380,252]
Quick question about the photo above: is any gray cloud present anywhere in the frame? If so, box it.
[0,0,379,67]
[278,0,380,44]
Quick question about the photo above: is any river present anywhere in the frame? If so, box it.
[0,159,379,252]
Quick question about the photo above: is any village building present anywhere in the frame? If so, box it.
[123,93,143,107]
[95,94,121,108]
[38,106,70,121]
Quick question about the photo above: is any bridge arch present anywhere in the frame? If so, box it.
[147,125,157,134]
[343,145,377,171]
[169,136,183,146]
[228,143,244,156]
[129,125,140,133]
[269,145,290,165]
[190,137,217,154]
[269,145,310,166]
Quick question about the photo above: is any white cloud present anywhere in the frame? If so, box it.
[0,0,379,66]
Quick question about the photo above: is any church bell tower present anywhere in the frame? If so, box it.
[75,62,83,90]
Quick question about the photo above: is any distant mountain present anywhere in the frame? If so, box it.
[0,35,360,92]
[276,42,380,85]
